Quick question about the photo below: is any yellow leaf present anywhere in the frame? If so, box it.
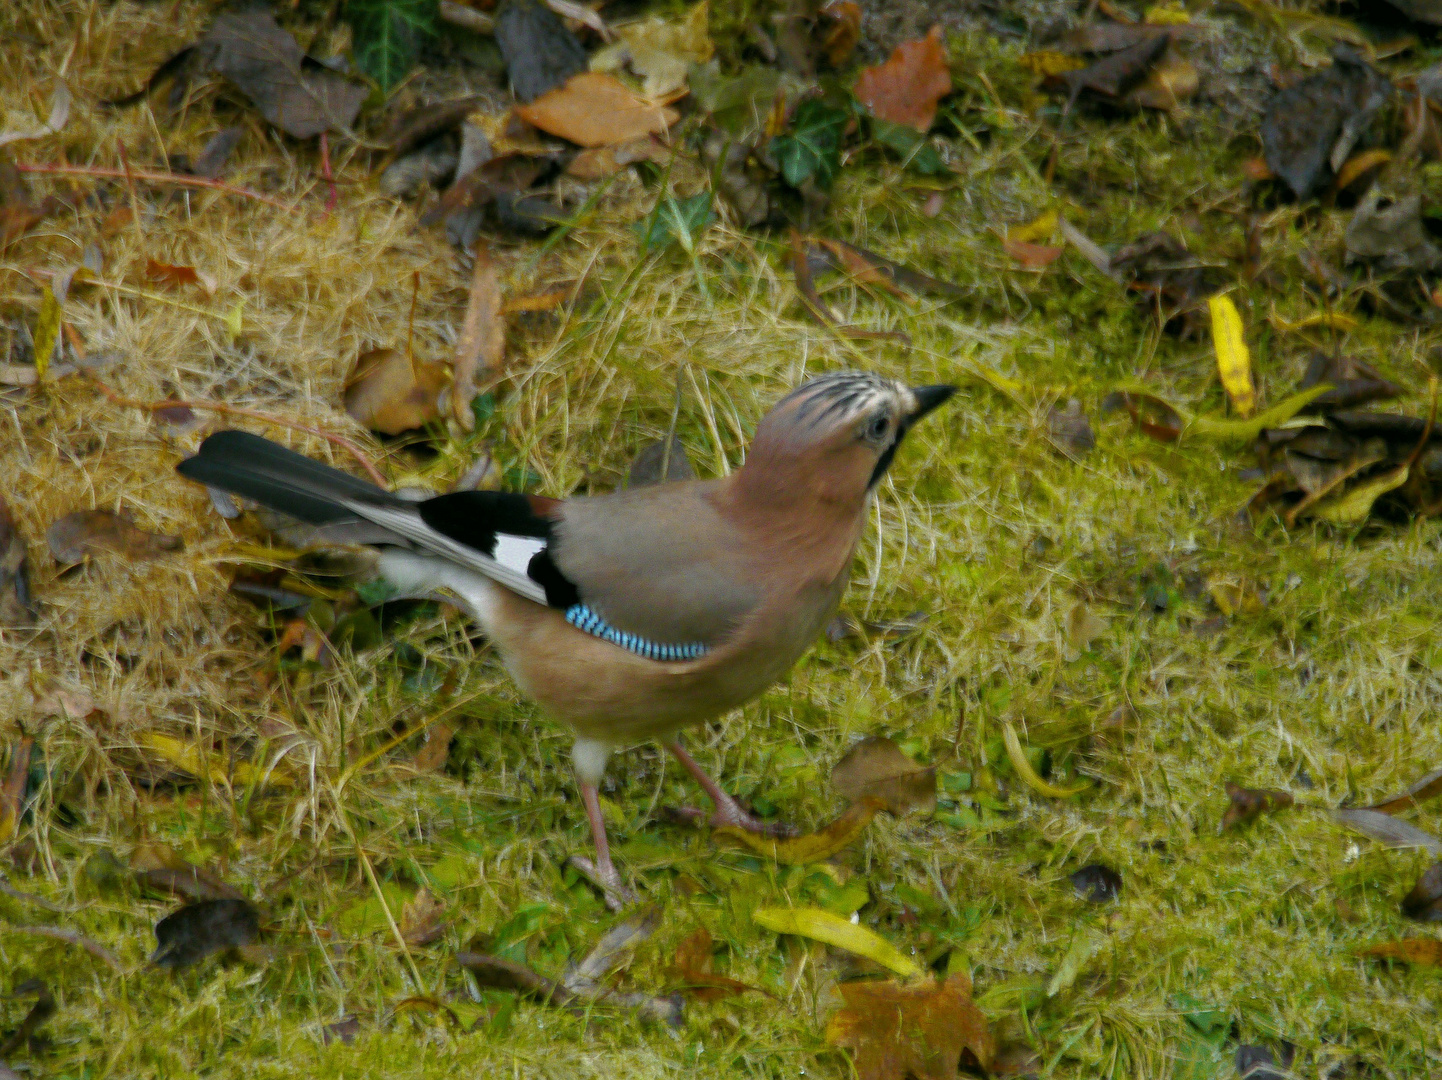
[224,300,245,339]
[1003,722,1086,798]
[1186,385,1333,442]
[1267,311,1358,333]
[1209,294,1254,417]
[31,285,61,380]
[716,798,882,863]
[141,732,295,789]
[1144,3,1191,24]
[1006,208,1058,244]
[1335,148,1391,192]
[1309,464,1409,525]
[1018,52,1086,78]
[1046,932,1103,997]
[752,906,923,978]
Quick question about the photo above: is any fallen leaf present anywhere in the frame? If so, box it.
[1345,191,1442,273]
[1402,862,1442,922]
[1007,209,1058,244]
[152,898,261,969]
[494,0,589,103]
[753,906,923,977]
[1003,722,1086,797]
[189,126,245,179]
[1308,463,1409,524]
[565,135,670,179]
[788,231,911,344]
[820,1,863,67]
[1062,33,1169,106]
[591,1,713,99]
[0,154,53,249]
[1048,401,1096,459]
[1069,863,1122,903]
[1365,767,1442,814]
[1333,807,1442,856]
[31,284,61,380]
[1124,50,1198,111]
[399,888,447,946]
[0,736,33,846]
[146,259,217,296]
[0,81,71,148]
[853,26,952,133]
[1358,938,1442,964]
[140,731,296,789]
[1296,352,1401,411]
[1065,600,1106,647]
[717,798,883,863]
[134,856,246,904]
[343,347,449,436]
[515,72,679,148]
[825,972,995,1080]
[1334,148,1391,193]
[830,737,937,816]
[1209,295,1255,417]
[1047,932,1103,997]
[0,494,34,627]
[45,509,182,564]
[1020,51,1088,78]
[670,926,767,1000]
[1222,782,1294,830]
[409,721,454,773]
[194,10,367,138]
[1002,238,1063,269]
[452,248,505,431]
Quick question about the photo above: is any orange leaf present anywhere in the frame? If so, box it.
[825,972,995,1080]
[670,927,769,1000]
[1334,149,1391,193]
[1359,939,1442,965]
[514,72,679,148]
[1002,238,1063,269]
[820,1,862,67]
[854,25,952,133]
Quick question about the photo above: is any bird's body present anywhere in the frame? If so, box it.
[178,371,953,904]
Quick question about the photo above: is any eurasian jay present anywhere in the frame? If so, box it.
[177,371,954,903]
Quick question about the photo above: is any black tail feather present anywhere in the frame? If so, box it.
[177,430,403,525]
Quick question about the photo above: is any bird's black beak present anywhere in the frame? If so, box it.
[906,384,957,425]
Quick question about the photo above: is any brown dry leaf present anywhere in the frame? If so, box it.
[514,72,679,148]
[146,259,217,296]
[409,721,454,773]
[1334,148,1391,193]
[1062,33,1168,106]
[195,10,366,139]
[1002,238,1064,269]
[789,231,911,344]
[0,493,34,626]
[399,887,447,946]
[1221,782,1294,830]
[853,26,952,133]
[45,509,183,564]
[831,737,936,816]
[814,238,911,301]
[502,288,572,315]
[1358,939,1442,964]
[1366,767,1442,813]
[0,154,53,249]
[452,249,505,430]
[820,1,863,67]
[343,348,449,436]
[670,927,767,1000]
[825,972,995,1080]
[565,135,670,179]
[1124,50,1198,111]
[0,736,33,846]
[716,797,883,863]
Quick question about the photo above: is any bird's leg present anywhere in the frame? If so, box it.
[664,740,797,838]
[565,739,635,911]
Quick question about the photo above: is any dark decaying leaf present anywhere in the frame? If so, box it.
[136,865,246,904]
[1110,232,1220,337]
[1261,49,1392,201]
[322,1015,363,1045]
[1401,861,1442,922]
[383,96,483,158]
[810,237,966,299]
[1365,766,1442,813]
[1105,390,1183,442]
[193,10,368,139]
[45,509,183,565]
[152,898,261,969]
[1070,864,1122,903]
[824,971,995,1080]
[494,0,589,103]
[1344,191,1442,273]
[1333,808,1442,856]
[187,126,244,179]
[788,231,910,344]
[0,980,55,1058]
[669,927,768,1001]
[628,438,695,487]
[1048,399,1095,457]
[0,154,55,250]
[1299,353,1403,412]
[1222,783,1294,831]
[344,0,437,94]
[0,493,35,626]
[852,26,952,134]
[1062,33,1169,107]
[830,736,937,816]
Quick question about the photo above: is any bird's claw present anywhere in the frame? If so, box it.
[662,803,799,839]
[566,855,637,911]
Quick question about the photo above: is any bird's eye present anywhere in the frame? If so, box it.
[866,414,890,441]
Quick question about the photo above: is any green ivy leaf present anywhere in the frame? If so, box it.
[768,99,849,189]
[345,0,437,93]
[633,191,716,252]
[871,117,945,175]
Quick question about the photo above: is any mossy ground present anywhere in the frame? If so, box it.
[3,1,1442,1077]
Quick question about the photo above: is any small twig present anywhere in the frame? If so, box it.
[85,375,388,485]
[5,924,123,971]
[0,873,70,914]
[438,0,494,34]
[16,162,295,212]
[318,132,338,215]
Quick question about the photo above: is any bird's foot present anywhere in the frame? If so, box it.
[566,855,637,912]
[663,799,798,839]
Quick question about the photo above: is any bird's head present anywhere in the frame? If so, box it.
[743,371,956,505]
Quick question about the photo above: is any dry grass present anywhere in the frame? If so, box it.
[3,1,1442,1078]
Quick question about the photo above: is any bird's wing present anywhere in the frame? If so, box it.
[544,483,762,647]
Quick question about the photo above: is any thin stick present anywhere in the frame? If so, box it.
[85,375,388,485]
[5,924,123,971]
[16,163,295,212]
